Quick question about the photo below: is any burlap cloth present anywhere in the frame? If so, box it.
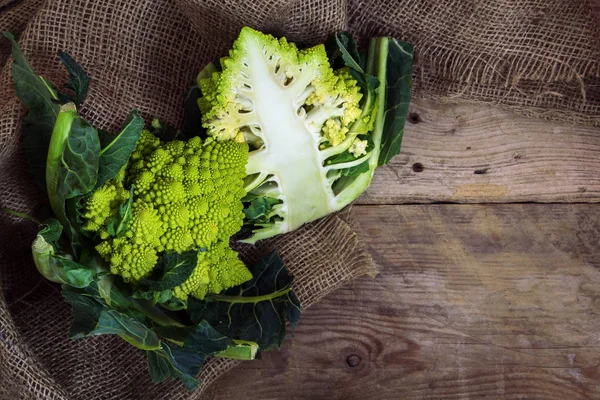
[1,0,599,398]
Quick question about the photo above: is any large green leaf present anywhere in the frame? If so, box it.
[376,38,413,166]
[96,111,143,188]
[63,288,161,350]
[147,344,202,390]
[55,115,100,255]
[147,321,236,390]
[94,310,161,350]
[62,289,105,337]
[4,32,60,188]
[188,251,301,350]
[56,115,100,199]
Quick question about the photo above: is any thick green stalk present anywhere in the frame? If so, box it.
[164,338,259,360]
[332,38,387,209]
[217,340,259,360]
[46,102,77,226]
[367,38,388,171]
[132,298,187,328]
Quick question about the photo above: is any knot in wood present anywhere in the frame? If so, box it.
[346,354,362,367]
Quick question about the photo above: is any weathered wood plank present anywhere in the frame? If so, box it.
[207,204,600,399]
[358,100,600,204]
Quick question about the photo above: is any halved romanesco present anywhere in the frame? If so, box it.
[197,27,376,243]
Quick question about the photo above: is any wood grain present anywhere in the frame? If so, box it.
[207,204,600,399]
[358,100,600,204]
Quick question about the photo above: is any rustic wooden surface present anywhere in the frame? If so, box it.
[359,99,600,204]
[206,102,600,399]
[209,205,600,399]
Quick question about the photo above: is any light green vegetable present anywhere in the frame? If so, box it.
[5,30,302,390]
[81,128,252,300]
[197,27,413,243]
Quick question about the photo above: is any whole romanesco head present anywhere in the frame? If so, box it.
[82,129,251,299]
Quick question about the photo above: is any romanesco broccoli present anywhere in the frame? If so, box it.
[82,129,251,299]
[196,27,412,243]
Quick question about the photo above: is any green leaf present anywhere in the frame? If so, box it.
[147,349,173,382]
[243,197,280,221]
[55,115,101,255]
[4,31,60,189]
[57,114,100,199]
[152,326,195,343]
[94,310,161,350]
[341,160,370,176]
[31,220,95,287]
[376,38,413,166]
[63,288,161,350]
[147,344,202,390]
[147,321,236,390]
[62,289,105,338]
[182,320,235,354]
[38,218,63,248]
[107,186,134,237]
[58,51,89,106]
[188,251,301,350]
[140,251,198,292]
[334,33,364,72]
[325,32,363,72]
[53,257,95,288]
[96,111,144,188]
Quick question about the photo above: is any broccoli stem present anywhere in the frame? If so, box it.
[331,38,390,209]
[46,102,77,228]
[207,286,291,304]
[367,37,388,171]
[217,340,259,360]
[132,298,187,328]
[164,338,259,360]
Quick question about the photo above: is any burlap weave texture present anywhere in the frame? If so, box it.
[1,0,599,398]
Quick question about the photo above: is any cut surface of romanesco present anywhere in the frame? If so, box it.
[197,27,374,243]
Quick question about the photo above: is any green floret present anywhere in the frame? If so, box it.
[82,129,251,298]
[172,239,252,300]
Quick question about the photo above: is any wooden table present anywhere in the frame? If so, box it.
[208,100,600,399]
